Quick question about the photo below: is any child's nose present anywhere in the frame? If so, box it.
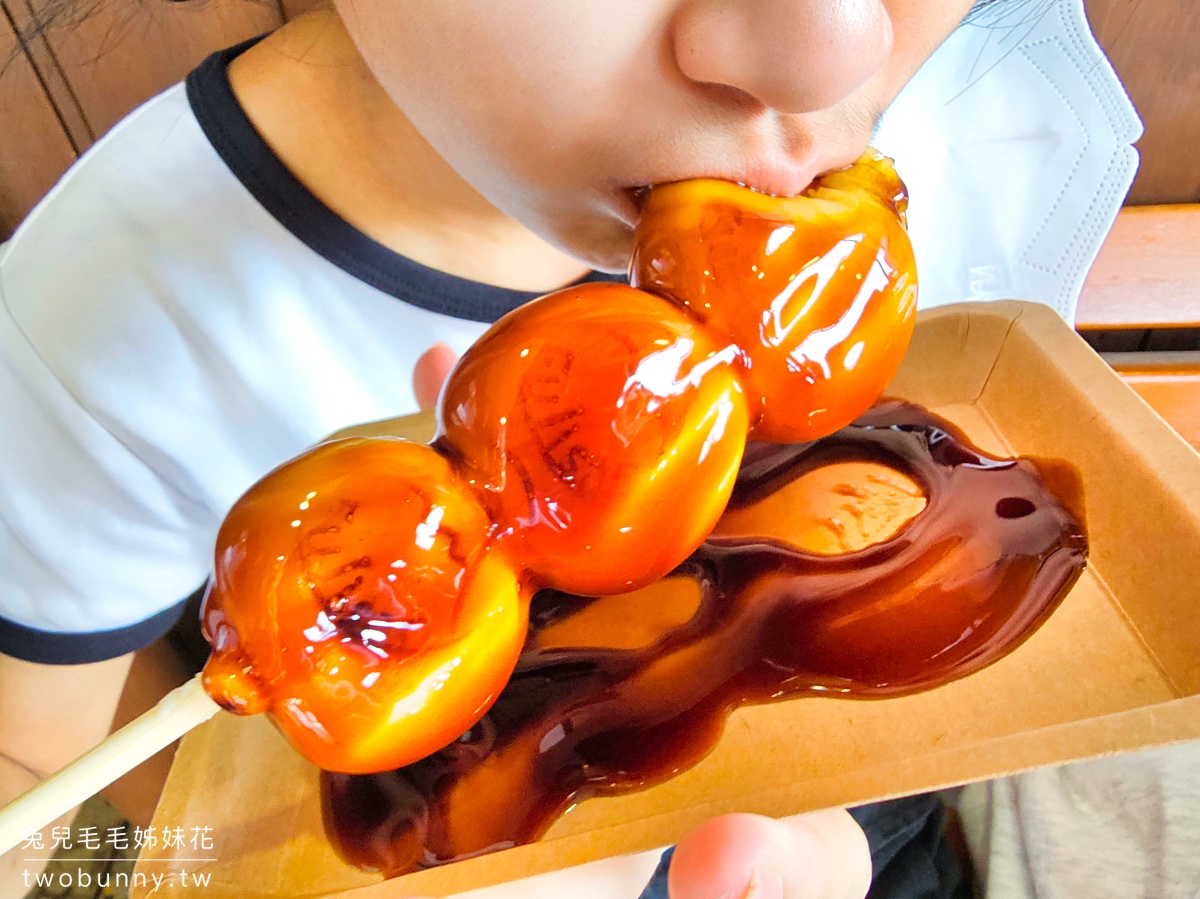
[672,0,894,114]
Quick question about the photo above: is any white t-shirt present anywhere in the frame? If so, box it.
[3,25,1198,899]
[0,39,617,663]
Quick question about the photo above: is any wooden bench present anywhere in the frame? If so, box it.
[1105,353,1200,451]
[1078,205,1200,450]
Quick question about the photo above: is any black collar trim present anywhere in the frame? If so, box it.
[185,39,622,324]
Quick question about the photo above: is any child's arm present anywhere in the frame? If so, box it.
[0,640,192,898]
[0,652,133,897]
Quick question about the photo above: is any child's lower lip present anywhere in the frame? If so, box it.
[615,166,815,228]
[620,169,810,209]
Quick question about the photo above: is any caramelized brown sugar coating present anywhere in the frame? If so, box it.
[632,152,917,443]
[712,459,926,554]
[324,403,1087,875]
[201,153,917,775]
[202,439,527,773]
[436,282,749,596]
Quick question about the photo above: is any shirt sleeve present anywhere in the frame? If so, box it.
[0,273,214,664]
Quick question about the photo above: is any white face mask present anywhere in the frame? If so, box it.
[873,0,1142,324]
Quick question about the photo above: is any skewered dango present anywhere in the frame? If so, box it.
[200,151,918,773]
[325,402,1088,875]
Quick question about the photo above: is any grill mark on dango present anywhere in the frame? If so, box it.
[612,329,642,357]
[520,348,600,484]
[539,421,582,461]
[524,376,564,404]
[299,525,343,555]
[328,600,431,659]
[534,406,585,431]
[323,402,1088,876]
[317,575,363,612]
[504,450,553,533]
[295,479,478,656]
[330,557,373,579]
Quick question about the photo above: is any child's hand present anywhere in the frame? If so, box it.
[319,346,456,442]
[389,809,868,899]
[414,343,460,412]
[646,809,870,899]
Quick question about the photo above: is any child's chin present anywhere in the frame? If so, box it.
[548,214,635,274]
[581,242,635,274]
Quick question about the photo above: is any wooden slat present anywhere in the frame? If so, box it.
[1076,205,1200,330]
[0,2,76,238]
[1087,0,1200,205]
[1107,352,1200,452]
[8,0,92,150]
[280,0,327,23]
[36,0,280,140]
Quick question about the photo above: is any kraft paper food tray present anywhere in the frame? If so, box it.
[132,300,1200,899]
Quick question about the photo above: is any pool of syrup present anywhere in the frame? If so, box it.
[323,401,1087,875]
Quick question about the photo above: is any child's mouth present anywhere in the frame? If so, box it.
[617,161,826,230]
[626,185,651,213]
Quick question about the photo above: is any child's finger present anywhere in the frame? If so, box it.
[667,809,871,899]
[413,343,460,411]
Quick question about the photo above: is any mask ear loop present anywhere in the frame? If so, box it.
[1014,37,1090,321]
[1010,0,1141,323]
[876,0,1141,322]
[1031,0,1142,324]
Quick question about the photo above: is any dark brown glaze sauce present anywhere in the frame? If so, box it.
[323,401,1087,875]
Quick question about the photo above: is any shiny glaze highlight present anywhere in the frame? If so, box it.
[632,154,917,443]
[201,152,919,774]
[324,402,1087,874]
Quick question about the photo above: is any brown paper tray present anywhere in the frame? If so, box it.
[132,301,1200,898]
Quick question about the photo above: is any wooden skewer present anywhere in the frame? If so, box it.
[0,674,221,856]
[0,415,435,858]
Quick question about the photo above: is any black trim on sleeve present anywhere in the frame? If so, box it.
[185,38,625,325]
[0,600,189,665]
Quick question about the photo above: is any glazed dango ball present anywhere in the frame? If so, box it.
[200,151,917,774]
[202,439,526,773]
[632,151,918,442]
[437,282,749,596]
